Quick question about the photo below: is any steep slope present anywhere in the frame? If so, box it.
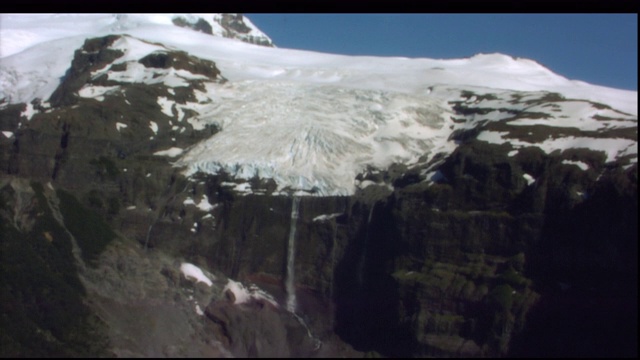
[0,14,637,358]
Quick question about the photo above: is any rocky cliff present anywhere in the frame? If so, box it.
[0,27,637,358]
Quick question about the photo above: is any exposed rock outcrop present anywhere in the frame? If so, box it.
[1,34,636,358]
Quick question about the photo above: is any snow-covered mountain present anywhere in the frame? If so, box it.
[2,13,636,196]
[0,14,637,358]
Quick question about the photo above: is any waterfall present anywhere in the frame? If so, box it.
[286,196,301,313]
[144,223,153,251]
[357,203,375,286]
[329,218,339,330]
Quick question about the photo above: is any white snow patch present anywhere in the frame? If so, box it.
[313,213,342,222]
[186,116,206,131]
[422,170,447,183]
[153,147,183,157]
[355,180,377,189]
[175,105,185,122]
[222,182,253,193]
[126,205,136,210]
[115,122,128,131]
[222,279,279,308]
[20,101,36,120]
[2,131,14,138]
[195,195,215,211]
[157,96,174,117]
[477,131,511,145]
[562,160,589,171]
[183,195,216,211]
[195,304,204,316]
[149,121,158,134]
[477,131,636,163]
[78,85,120,99]
[523,173,535,185]
[506,100,637,131]
[179,263,213,286]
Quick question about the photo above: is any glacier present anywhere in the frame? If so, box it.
[1,13,637,196]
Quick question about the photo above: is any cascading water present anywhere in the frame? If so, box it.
[144,223,153,251]
[357,203,375,286]
[285,196,322,351]
[286,196,301,313]
[329,218,339,330]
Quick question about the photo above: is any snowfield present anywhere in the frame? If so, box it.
[1,14,637,196]
[180,263,213,286]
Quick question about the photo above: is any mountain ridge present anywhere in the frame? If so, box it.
[0,14,637,358]
[1,15,636,196]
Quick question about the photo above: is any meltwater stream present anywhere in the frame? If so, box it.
[286,196,301,313]
[357,203,376,287]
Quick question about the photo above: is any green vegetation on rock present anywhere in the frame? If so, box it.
[90,156,120,180]
[0,182,109,357]
[56,189,116,265]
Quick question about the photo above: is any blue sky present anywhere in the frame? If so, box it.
[246,14,637,91]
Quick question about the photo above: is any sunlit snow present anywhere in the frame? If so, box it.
[1,14,637,196]
[313,213,343,222]
[478,131,636,163]
[183,195,216,211]
[222,278,279,308]
[20,101,36,120]
[195,304,204,316]
[179,262,213,286]
[523,174,535,185]
[561,159,590,171]
[149,121,158,134]
[157,96,174,117]
[78,85,120,99]
[154,147,183,157]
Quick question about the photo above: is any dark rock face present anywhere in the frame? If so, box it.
[215,13,275,47]
[138,51,223,80]
[49,36,124,107]
[170,14,274,47]
[172,16,213,35]
[0,179,110,357]
[0,36,637,358]
[205,295,318,358]
[219,13,252,34]
[193,137,636,357]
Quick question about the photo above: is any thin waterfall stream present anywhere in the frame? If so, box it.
[329,217,339,330]
[285,196,322,350]
[286,196,301,313]
[357,203,375,287]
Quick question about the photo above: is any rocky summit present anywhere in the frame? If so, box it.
[0,14,637,358]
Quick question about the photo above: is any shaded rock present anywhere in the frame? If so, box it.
[204,297,319,358]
